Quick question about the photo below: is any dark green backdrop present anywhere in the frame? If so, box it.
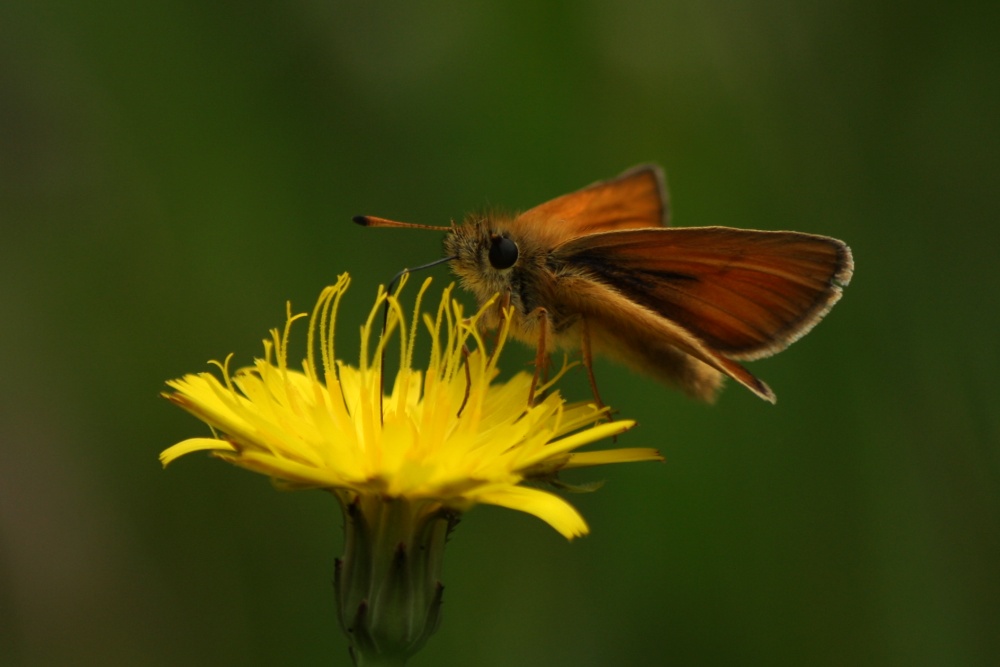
[2,2,997,665]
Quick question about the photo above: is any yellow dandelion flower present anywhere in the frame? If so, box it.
[161,274,662,665]
[162,273,660,537]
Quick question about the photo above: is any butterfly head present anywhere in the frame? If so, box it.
[443,214,526,306]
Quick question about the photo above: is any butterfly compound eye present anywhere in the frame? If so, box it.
[488,235,519,269]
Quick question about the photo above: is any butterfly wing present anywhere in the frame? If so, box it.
[554,273,774,402]
[515,165,669,243]
[555,227,853,362]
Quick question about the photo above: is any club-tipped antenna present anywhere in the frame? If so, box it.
[353,215,450,232]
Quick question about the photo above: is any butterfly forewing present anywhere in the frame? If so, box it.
[555,227,853,360]
[515,165,669,242]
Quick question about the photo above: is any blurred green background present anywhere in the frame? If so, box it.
[2,1,998,665]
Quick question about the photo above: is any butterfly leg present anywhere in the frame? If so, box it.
[527,307,551,406]
[581,317,610,419]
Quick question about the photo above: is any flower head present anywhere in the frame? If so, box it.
[162,274,661,539]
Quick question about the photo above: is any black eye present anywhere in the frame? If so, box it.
[488,235,519,269]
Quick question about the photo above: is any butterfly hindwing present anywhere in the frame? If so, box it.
[555,227,853,360]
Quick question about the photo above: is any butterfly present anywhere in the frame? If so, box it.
[355,164,853,403]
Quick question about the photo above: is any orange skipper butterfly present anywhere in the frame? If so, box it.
[355,165,853,403]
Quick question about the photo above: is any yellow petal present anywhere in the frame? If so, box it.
[475,485,589,539]
[160,437,236,467]
[517,419,636,469]
[564,447,664,469]
[223,450,351,488]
